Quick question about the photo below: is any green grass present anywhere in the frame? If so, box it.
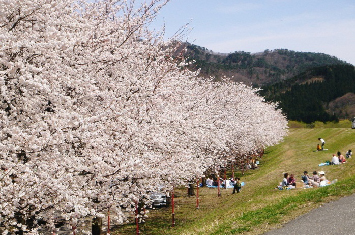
[113,122,355,235]
[288,119,352,128]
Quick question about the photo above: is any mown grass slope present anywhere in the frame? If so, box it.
[113,120,355,235]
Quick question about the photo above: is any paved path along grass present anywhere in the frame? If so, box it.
[264,194,355,235]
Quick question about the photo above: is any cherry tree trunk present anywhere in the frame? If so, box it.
[92,217,102,235]
[187,183,195,196]
[201,176,206,187]
[14,212,25,235]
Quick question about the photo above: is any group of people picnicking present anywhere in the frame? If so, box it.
[206,177,243,194]
[206,177,227,188]
[277,172,298,190]
[277,170,333,190]
[208,137,350,192]
[301,170,335,187]
[277,137,349,190]
[317,136,352,165]
[331,150,352,165]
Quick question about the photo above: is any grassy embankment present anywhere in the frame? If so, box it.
[113,120,355,235]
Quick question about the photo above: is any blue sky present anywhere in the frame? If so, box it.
[150,0,355,65]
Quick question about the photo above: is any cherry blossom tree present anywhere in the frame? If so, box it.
[0,0,177,232]
[0,0,288,233]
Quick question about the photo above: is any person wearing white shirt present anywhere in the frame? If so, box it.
[331,154,340,165]
[318,138,325,150]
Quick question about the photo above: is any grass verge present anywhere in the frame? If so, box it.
[113,123,355,235]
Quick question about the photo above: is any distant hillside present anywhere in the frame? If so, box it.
[177,43,355,123]
[259,64,355,123]
[182,43,349,86]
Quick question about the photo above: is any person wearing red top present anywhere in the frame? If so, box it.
[288,174,296,187]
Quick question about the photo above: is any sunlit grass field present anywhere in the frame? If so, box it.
[113,120,355,234]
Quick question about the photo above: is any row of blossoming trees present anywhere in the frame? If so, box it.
[0,0,288,233]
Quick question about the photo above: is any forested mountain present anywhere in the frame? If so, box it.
[179,43,355,123]
[182,43,349,86]
[259,64,355,123]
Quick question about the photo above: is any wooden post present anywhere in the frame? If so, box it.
[224,169,227,189]
[242,159,245,175]
[217,175,221,197]
[232,162,235,179]
[196,178,200,209]
[171,187,175,227]
[135,201,139,235]
[107,208,110,234]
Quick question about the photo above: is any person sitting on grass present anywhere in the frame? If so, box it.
[276,173,289,190]
[346,150,352,159]
[338,151,346,163]
[282,173,289,187]
[309,171,320,187]
[301,171,310,185]
[207,177,214,187]
[317,144,322,151]
[288,174,296,187]
[331,154,340,165]
[318,171,330,187]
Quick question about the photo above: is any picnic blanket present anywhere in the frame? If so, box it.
[207,182,245,188]
[320,179,338,187]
